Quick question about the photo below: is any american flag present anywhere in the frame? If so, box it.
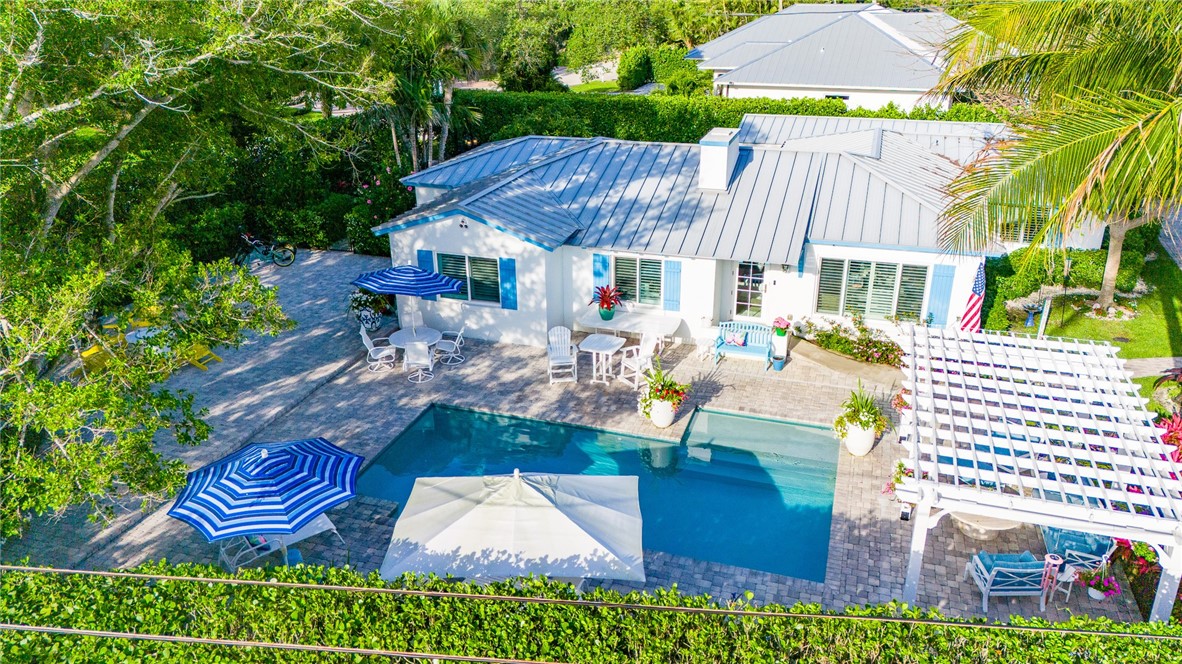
[960,261,986,332]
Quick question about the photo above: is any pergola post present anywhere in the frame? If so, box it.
[1150,546,1182,622]
[902,499,933,604]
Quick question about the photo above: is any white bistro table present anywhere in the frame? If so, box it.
[579,334,627,385]
[388,327,442,349]
[575,306,682,351]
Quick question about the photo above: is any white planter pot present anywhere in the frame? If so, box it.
[772,332,789,358]
[649,400,676,428]
[1087,587,1105,601]
[843,424,876,456]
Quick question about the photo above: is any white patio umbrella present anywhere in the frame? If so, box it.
[379,470,645,582]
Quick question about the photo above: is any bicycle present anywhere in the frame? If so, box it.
[233,232,296,267]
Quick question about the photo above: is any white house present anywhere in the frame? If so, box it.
[687,3,961,111]
[371,114,1102,348]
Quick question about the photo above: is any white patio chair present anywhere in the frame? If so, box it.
[618,334,659,389]
[404,341,436,383]
[547,326,578,384]
[436,325,466,365]
[217,513,345,571]
[360,325,398,371]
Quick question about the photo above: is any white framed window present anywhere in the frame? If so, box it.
[735,261,764,318]
[437,253,501,304]
[815,258,928,321]
[613,256,663,306]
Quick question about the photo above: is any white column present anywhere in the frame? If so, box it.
[902,500,933,604]
[1150,546,1182,622]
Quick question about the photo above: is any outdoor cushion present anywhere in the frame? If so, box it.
[724,332,747,347]
[245,535,268,548]
[978,550,1038,573]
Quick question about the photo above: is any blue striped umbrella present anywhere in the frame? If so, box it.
[167,438,363,542]
[351,265,463,297]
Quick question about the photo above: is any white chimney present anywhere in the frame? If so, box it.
[698,128,740,191]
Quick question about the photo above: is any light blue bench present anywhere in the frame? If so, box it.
[713,321,773,368]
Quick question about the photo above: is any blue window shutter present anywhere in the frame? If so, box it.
[592,253,610,296]
[416,249,436,301]
[663,260,682,312]
[927,265,956,327]
[498,258,517,310]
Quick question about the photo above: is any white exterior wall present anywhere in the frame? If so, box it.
[717,83,948,112]
[385,216,554,346]
[412,186,447,206]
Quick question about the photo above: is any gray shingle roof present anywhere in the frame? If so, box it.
[375,116,987,263]
[736,114,1008,165]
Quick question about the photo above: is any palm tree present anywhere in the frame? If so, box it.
[936,0,1182,309]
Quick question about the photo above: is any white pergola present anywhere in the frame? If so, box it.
[896,326,1182,622]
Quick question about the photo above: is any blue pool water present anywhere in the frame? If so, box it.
[356,406,839,582]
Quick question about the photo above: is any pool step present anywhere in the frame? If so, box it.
[678,447,836,494]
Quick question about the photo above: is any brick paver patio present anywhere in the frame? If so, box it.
[4,250,1144,624]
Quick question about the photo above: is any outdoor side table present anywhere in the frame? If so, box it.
[579,334,627,385]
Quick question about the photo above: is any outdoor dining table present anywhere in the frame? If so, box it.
[388,327,442,348]
[579,333,627,385]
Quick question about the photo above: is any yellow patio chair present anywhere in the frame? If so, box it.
[185,343,223,371]
[73,344,113,377]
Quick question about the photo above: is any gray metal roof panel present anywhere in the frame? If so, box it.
[699,42,787,70]
[402,136,591,188]
[687,6,865,61]
[714,14,943,90]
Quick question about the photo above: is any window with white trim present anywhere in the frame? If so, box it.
[614,256,663,306]
[735,262,764,317]
[815,258,928,321]
[438,253,501,304]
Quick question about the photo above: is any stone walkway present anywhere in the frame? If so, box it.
[5,250,1143,625]
[1126,356,1182,378]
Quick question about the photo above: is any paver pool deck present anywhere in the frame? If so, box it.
[4,250,1142,624]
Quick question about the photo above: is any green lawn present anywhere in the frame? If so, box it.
[1035,241,1182,359]
[570,80,620,93]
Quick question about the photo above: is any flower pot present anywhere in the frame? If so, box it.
[648,400,676,428]
[1087,587,1105,601]
[599,307,615,321]
[843,424,876,456]
[357,308,382,332]
[771,356,787,371]
[774,328,788,336]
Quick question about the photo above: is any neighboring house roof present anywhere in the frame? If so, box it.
[375,114,986,264]
[736,114,1008,165]
[402,136,590,188]
[692,3,961,95]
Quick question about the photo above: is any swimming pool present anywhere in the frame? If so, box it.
[356,406,839,582]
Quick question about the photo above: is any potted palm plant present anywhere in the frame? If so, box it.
[639,359,691,428]
[591,285,624,321]
[833,380,889,456]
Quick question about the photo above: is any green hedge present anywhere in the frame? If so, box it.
[648,44,699,84]
[617,46,652,91]
[458,89,1000,146]
[3,562,1182,662]
[982,224,1161,331]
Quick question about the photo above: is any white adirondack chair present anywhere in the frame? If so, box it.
[360,325,398,371]
[436,325,466,365]
[404,341,436,383]
[618,334,659,389]
[547,326,578,384]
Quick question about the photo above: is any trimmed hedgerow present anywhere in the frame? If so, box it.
[456,89,1000,147]
[2,562,1181,662]
[617,46,653,91]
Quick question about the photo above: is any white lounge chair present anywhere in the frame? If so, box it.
[436,325,466,365]
[963,550,1050,613]
[360,325,398,371]
[547,326,578,384]
[404,341,436,383]
[218,513,344,571]
[618,334,659,389]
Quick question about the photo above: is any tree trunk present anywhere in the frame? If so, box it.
[1096,224,1126,310]
[320,87,334,119]
[390,120,402,169]
[407,120,419,173]
[438,84,453,163]
[426,121,435,167]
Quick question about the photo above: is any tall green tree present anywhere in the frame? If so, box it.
[0,0,395,538]
[937,0,1182,309]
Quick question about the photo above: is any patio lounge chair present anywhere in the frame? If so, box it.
[404,341,436,383]
[1040,526,1115,571]
[436,325,466,365]
[618,334,659,389]
[547,326,577,384]
[963,550,1049,613]
[218,513,344,571]
[185,343,222,370]
[360,325,399,371]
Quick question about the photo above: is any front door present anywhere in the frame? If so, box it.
[734,261,764,319]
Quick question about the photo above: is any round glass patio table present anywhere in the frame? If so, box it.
[388,327,442,348]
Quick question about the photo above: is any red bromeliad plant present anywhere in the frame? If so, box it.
[591,285,624,311]
[1155,413,1182,463]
